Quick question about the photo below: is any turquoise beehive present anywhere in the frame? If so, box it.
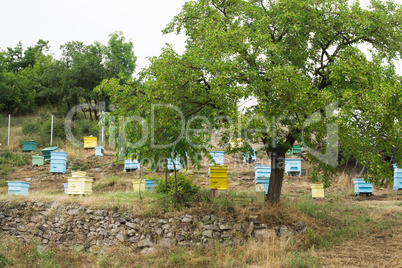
[145,178,161,191]
[353,178,373,195]
[41,147,58,161]
[22,140,37,152]
[124,159,140,171]
[7,181,30,196]
[50,151,68,173]
[285,159,301,176]
[393,164,402,190]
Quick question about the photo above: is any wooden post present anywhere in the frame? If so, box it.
[7,114,10,146]
[50,115,54,146]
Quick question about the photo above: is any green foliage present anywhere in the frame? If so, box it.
[0,253,8,268]
[286,251,316,268]
[154,173,200,203]
[72,119,98,138]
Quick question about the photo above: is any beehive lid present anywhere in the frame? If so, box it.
[41,146,59,152]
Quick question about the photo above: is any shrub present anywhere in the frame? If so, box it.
[154,173,200,203]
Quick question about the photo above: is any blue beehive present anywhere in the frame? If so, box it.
[209,151,225,165]
[95,146,104,156]
[167,159,182,171]
[254,165,271,194]
[50,151,68,173]
[208,151,225,175]
[285,159,301,176]
[7,181,30,196]
[145,178,161,191]
[254,164,271,179]
[255,177,270,194]
[63,183,69,194]
[393,164,402,190]
[124,159,140,171]
[243,149,256,163]
[353,178,373,195]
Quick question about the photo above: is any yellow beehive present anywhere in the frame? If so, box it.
[209,165,228,190]
[255,184,265,203]
[83,136,97,148]
[311,184,324,198]
[132,180,146,192]
[72,171,87,177]
[67,177,93,195]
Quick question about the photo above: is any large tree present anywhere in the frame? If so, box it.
[106,0,402,202]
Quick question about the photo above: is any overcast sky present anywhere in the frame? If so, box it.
[1,0,399,76]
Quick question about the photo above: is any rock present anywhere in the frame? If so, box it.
[67,209,79,216]
[141,247,156,255]
[158,238,174,247]
[204,225,219,231]
[203,215,211,222]
[247,222,254,236]
[126,222,139,230]
[293,221,307,234]
[202,230,213,238]
[182,216,193,223]
[278,225,294,238]
[116,233,125,242]
[176,235,186,242]
[138,238,153,248]
[219,224,233,230]
[254,229,276,241]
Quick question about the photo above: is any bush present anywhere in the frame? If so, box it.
[72,119,98,138]
[154,173,200,203]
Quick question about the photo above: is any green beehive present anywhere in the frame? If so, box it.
[41,147,58,161]
[22,140,37,152]
[32,155,44,166]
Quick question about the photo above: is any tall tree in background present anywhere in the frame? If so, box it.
[106,0,402,202]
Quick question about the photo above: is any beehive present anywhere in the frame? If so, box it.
[243,149,256,163]
[7,181,30,196]
[124,159,140,171]
[63,183,69,194]
[209,165,228,190]
[132,180,146,192]
[22,140,37,152]
[145,178,160,191]
[67,172,92,195]
[393,164,402,190]
[95,146,104,156]
[353,178,373,195]
[209,151,225,165]
[255,165,271,180]
[49,151,68,173]
[32,155,44,166]
[285,159,301,176]
[84,136,97,148]
[255,184,265,203]
[255,177,270,194]
[311,184,324,198]
[167,158,182,171]
[41,147,58,161]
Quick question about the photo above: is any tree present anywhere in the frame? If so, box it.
[103,0,402,202]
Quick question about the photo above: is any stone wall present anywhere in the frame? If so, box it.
[0,201,306,252]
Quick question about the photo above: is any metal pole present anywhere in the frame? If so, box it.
[7,114,10,146]
[101,111,105,144]
[50,115,54,146]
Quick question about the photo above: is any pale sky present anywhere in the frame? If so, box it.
[0,0,400,77]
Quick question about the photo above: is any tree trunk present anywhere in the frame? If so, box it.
[267,151,286,202]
